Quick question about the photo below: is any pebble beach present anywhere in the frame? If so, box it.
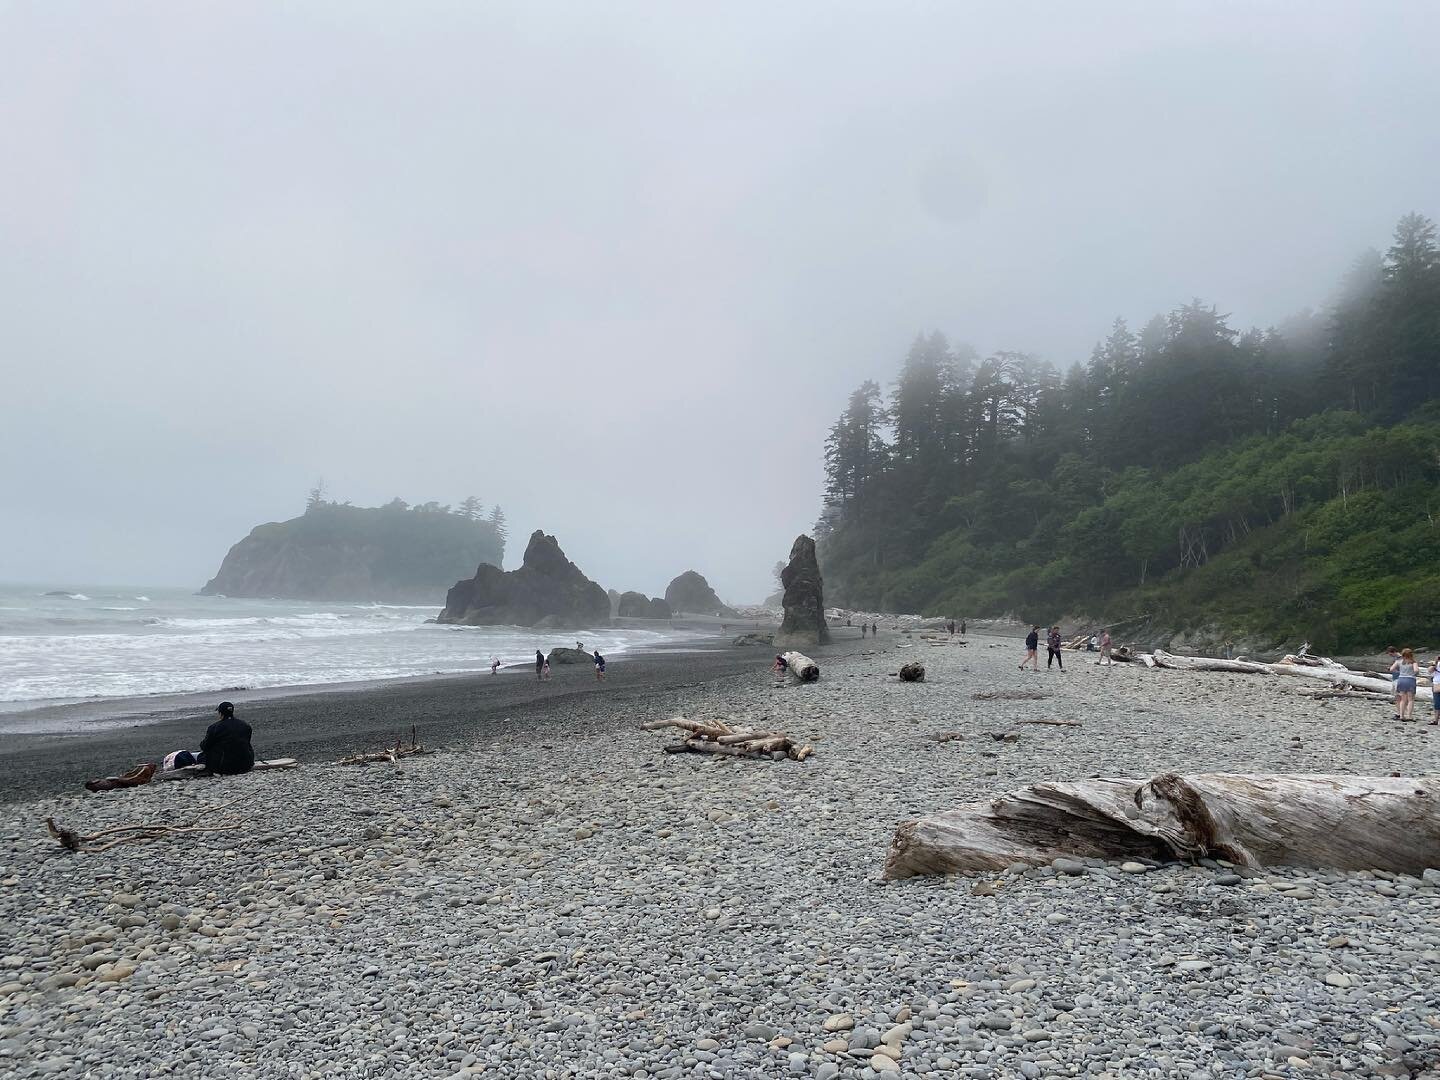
[2,631,1438,1079]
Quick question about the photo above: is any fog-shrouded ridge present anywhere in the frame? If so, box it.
[2,3,1437,602]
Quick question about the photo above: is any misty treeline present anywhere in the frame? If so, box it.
[818,213,1440,650]
[305,483,508,539]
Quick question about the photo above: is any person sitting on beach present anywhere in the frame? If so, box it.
[199,702,254,776]
[1020,627,1040,671]
[773,654,788,675]
[535,649,545,682]
[1390,648,1418,722]
[593,650,606,680]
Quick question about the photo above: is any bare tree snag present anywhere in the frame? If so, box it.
[884,773,1440,879]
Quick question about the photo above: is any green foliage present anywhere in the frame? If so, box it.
[818,213,1440,651]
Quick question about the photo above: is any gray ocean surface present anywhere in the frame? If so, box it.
[0,584,690,718]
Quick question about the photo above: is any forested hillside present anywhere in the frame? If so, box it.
[817,214,1440,652]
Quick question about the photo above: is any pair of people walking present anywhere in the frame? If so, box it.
[1020,626,1065,671]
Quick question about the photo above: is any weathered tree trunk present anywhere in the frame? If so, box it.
[898,662,925,682]
[884,773,1440,879]
[1152,650,1423,694]
[783,651,819,682]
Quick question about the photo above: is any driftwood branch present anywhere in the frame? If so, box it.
[645,715,813,762]
[46,804,242,854]
[336,730,432,766]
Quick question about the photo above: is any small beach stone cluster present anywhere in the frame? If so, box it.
[2,635,1437,1078]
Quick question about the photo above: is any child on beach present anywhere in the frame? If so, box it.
[593,650,606,680]
[1390,648,1418,721]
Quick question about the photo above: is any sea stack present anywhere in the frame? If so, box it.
[617,591,673,619]
[774,534,830,649]
[664,571,736,618]
[437,530,610,628]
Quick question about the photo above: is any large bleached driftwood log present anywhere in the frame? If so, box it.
[1151,649,1427,694]
[782,651,819,683]
[884,773,1440,879]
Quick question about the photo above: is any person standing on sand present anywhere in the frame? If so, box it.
[542,658,552,681]
[1021,627,1040,671]
[1390,648,1418,721]
[947,620,955,636]
[535,650,545,682]
[1099,629,1113,668]
[860,623,867,638]
[960,619,966,636]
[490,657,500,676]
[1046,626,1065,671]
[1430,656,1440,725]
[593,650,606,680]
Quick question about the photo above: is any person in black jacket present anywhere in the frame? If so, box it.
[200,701,254,775]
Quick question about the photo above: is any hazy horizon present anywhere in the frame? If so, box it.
[3,2,1437,603]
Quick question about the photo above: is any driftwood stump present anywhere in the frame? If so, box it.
[898,662,925,682]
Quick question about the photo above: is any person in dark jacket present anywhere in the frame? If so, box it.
[200,701,254,776]
[1020,627,1040,671]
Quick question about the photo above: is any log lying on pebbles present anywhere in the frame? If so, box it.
[1151,649,1427,694]
[884,772,1440,879]
[336,729,432,766]
[642,716,814,761]
[898,662,925,682]
[782,651,819,683]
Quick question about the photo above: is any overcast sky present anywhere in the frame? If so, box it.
[2,2,1437,602]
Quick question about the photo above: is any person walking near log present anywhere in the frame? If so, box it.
[1020,626,1040,671]
[1046,626,1065,671]
[1391,648,1418,721]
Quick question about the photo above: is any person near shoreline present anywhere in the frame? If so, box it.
[199,701,254,776]
[1390,648,1417,721]
[542,658,552,681]
[1099,629,1113,668]
[959,619,966,636]
[593,649,606,680]
[860,623,867,638]
[947,620,955,636]
[535,650,545,682]
[1020,626,1040,671]
[490,657,500,676]
[1046,626,1065,671]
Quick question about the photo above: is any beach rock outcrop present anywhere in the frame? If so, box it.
[774,535,830,650]
[546,647,592,665]
[617,591,673,619]
[664,571,736,618]
[437,531,610,628]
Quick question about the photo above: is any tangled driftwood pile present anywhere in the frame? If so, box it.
[1150,649,1431,696]
[885,773,1440,879]
[336,727,433,766]
[643,716,814,761]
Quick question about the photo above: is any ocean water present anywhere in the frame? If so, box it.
[0,584,690,715]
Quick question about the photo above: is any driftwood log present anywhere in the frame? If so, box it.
[782,651,819,682]
[337,728,431,766]
[46,804,241,854]
[884,773,1440,879]
[1151,649,1427,694]
[898,662,926,682]
[642,716,814,761]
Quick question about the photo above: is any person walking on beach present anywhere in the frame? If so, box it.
[947,620,955,636]
[860,622,867,638]
[1390,648,1418,721]
[593,649,606,681]
[1099,629,1113,668]
[1430,656,1440,725]
[490,657,500,676]
[542,658,552,681]
[200,701,254,776]
[1021,627,1040,671]
[960,619,966,636]
[535,649,545,682]
[1046,626,1065,671]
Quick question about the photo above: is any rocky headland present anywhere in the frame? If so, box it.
[664,571,736,618]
